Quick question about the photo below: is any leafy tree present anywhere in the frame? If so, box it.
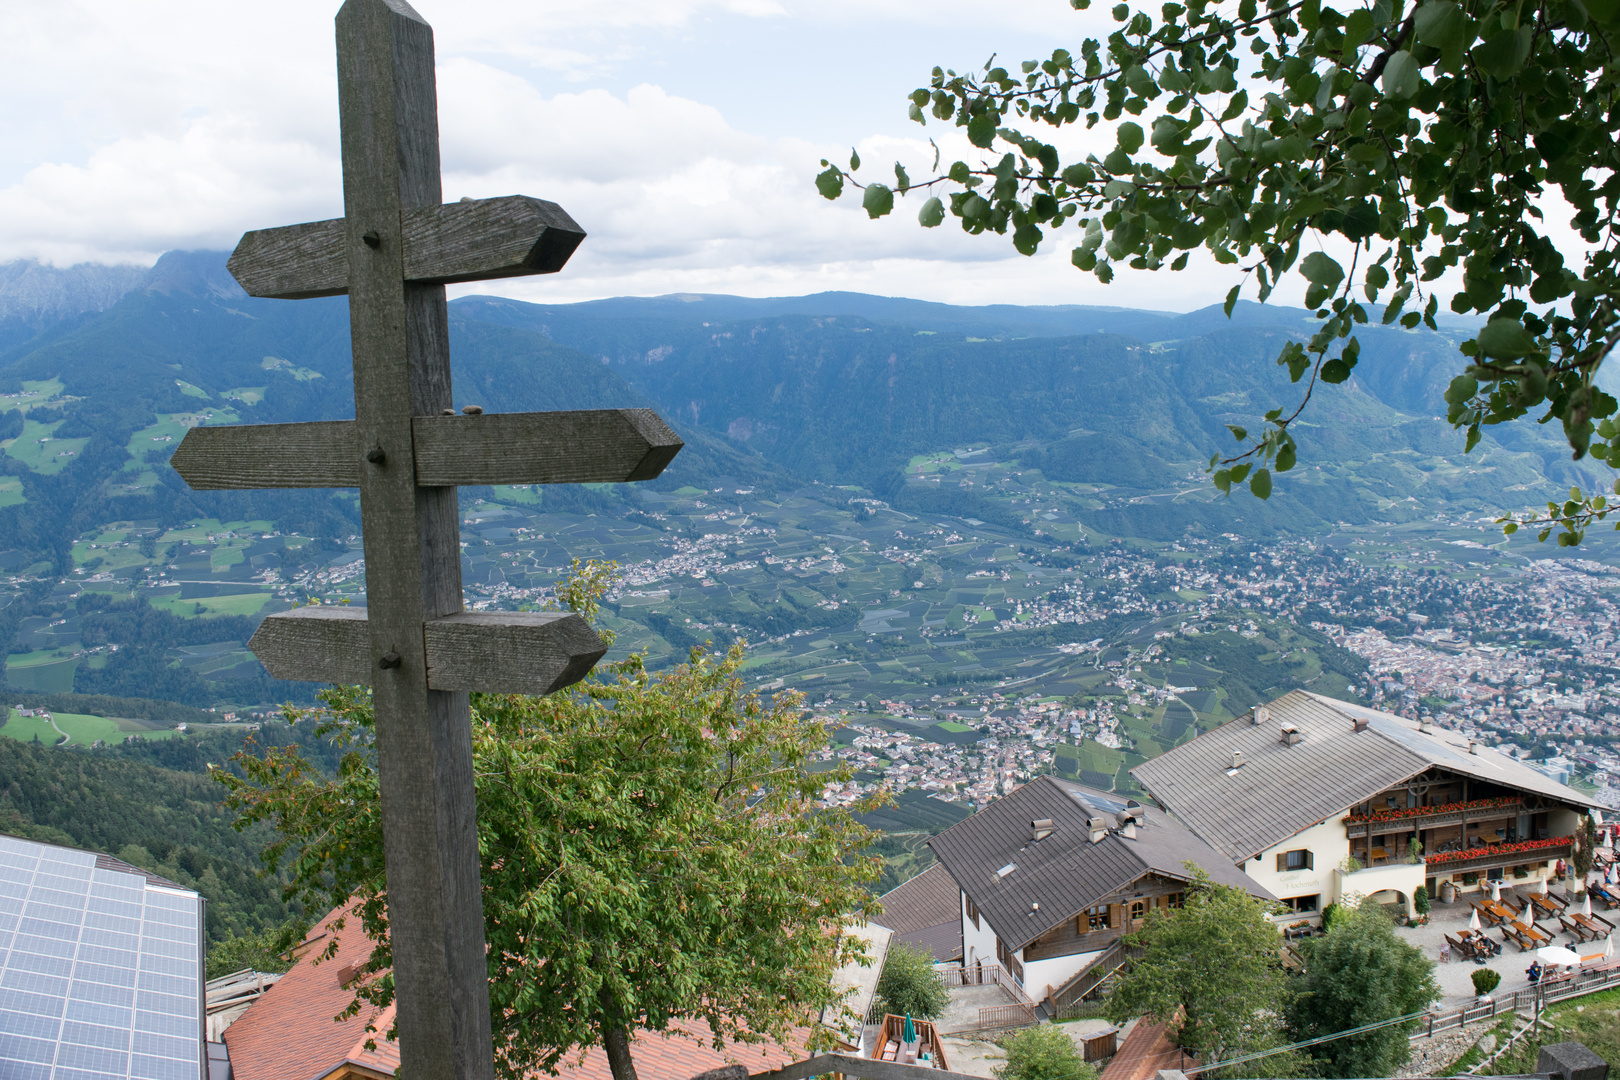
[875,941,950,1019]
[205,923,298,979]
[1575,812,1599,879]
[821,0,1620,542]
[1285,901,1438,1077]
[1106,867,1303,1071]
[996,1024,1098,1080]
[219,562,883,1080]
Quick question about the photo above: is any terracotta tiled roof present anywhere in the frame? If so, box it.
[1099,1017,1189,1080]
[223,903,399,1080]
[227,903,812,1080]
[549,1020,809,1080]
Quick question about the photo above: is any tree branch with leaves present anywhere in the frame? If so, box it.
[219,561,886,1080]
[819,0,1620,542]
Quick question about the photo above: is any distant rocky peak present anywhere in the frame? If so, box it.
[0,258,149,324]
[137,249,243,302]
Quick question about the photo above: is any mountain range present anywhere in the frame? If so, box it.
[0,249,1603,578]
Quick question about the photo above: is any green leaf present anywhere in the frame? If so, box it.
[919,197,946,227]
[849,148,861,171]
[1275,443,1297,472]
[815,167,844,201]
[968,112,999,148]
[1250,469,1272,499]
[1381,51,1420,99]
[862,183,895,219]
[1414,2,1466,52]
[1344,7,1374,45]
[1504,521,1518,534]
[1300,251,1346,288]
[1225,284,1242,318]
[1472,25,1533,78]
[895,163,912,193]
[1227,425,1249,442]
[1117,122,1145,154]
[1476,318,1537,360]
[1444,373,1479,405]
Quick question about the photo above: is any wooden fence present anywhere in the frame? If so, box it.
[932,964,1043,1035]
[1412,959,1620,1040]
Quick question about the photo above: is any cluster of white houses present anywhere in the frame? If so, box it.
[918,690,1605,1013]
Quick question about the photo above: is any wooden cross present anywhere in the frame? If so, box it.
[169,2,682,1078]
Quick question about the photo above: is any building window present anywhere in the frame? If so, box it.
[966,894,980,930]
[1280,894,1320,914]
[1129,899,1147,923]
[1276,849,1314,872]
[1080,905,1109,933]
[1166,892,1185,910]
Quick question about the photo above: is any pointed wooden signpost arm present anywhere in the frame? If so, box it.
[173,4,683,1077]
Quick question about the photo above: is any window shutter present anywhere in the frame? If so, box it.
[1276,852,1286,872]
[1108,903,1121,928]
[1305,850,1314,870]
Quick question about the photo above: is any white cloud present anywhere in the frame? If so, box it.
[0,0,1256,310]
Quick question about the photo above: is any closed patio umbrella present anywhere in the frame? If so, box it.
[903,1015,917,1044]
[1607,937,1615,958]
[1584,894,1594,918]
[1491,880,1502,902]
[1542,877,1552,894]
[1469,909,1481,930]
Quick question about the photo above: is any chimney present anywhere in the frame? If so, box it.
[1031,818,1055,842]
[1253,705,1270,726]
[1469,741,1480,755]
[1231,750,1245,770]
[1088,815,1108,843]
[1121,820,1137,839]
[1419,719,1435,733]
[1353,717,1369,733]
[1280,723,1303,746]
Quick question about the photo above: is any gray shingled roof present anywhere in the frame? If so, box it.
[927,776,1270,950]
[878,863,961,936]
[1131,690,1604,864]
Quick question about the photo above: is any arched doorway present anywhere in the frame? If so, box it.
[1366,888,1415,920]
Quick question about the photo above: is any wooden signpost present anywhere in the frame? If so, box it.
[170,2,682,1077]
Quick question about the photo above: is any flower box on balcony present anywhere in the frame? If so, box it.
[1343,795,1523,826]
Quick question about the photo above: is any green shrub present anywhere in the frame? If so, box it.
[1322,903,1352,933]
[875,942,949,1020]
[1413,886,1430,916]
[1472,969,1501,996]
[996,1024,1098,1080]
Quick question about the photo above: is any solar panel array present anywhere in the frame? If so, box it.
[0,835,204,1080]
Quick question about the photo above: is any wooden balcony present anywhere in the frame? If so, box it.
[1345,799,1525,839]
[1425,838,1573,876]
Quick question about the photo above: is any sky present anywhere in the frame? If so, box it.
[0,0,1257,310]
[0,0,1433,312]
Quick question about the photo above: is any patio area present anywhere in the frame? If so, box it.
[1392,882,1614,1006]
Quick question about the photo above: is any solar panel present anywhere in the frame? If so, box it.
[0,836,203,1080]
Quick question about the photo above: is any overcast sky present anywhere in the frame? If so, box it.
[3,0,1297,310]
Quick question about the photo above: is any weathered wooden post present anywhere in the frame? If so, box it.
[169,2,682,1077]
